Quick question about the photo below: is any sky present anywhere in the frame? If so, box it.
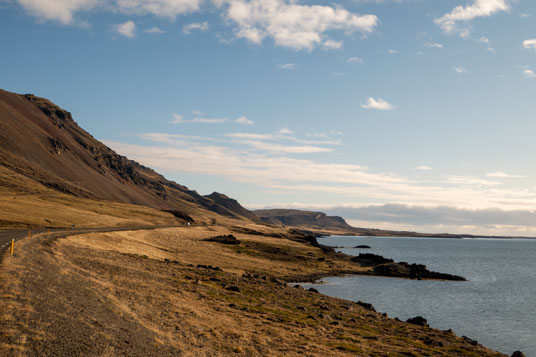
[2,0,536,236]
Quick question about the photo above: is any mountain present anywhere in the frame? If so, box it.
[254,209,353,230]
[204,192,264,223]
[0,89,256,223]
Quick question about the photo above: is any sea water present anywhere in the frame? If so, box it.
[301,236,536,355]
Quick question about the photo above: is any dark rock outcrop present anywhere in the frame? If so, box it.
[511,351,526,357]
[350,252,466,281]
[462,336,479,346]
[407,316,428,326]
[203,234,240,245]
[372,262,466,281]
[162,210,194,223]
[351,253,394,266]
[356,301,376,312]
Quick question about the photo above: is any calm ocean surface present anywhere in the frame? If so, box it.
[302,236,536,355]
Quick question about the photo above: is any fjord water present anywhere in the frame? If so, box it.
[306,236,536,355]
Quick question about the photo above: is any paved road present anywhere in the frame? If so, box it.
[0,229,46,252]
[0,225,186,254]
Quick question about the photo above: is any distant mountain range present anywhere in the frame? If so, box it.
[254,209,353,230]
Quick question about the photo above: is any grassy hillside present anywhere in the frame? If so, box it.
[0,89,259,223]
[1,226,503,356]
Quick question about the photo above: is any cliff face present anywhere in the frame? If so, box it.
[254,209,353,229]
[0,89,257,222]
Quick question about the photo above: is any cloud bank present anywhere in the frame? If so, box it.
[324,204,536,236]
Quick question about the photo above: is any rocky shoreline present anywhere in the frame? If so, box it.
[203,231,467,282]
[286,231,467,282]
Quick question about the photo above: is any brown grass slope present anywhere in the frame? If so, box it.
[0,89,258,224]
[0,227,505,356]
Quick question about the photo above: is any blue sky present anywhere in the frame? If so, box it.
[2,0,536,235]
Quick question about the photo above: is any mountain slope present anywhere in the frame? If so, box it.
[0,89,256,223]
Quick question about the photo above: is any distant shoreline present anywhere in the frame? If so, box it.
[320,233,536,240]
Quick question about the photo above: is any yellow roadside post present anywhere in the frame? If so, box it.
[11,239,14,255]
[28,230,31,238]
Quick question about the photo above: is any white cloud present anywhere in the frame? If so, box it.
[444,175,499,186]
[173,113,255,125]
[115,0,202,19]
[361,97,396,111]
[476,36,490,43]
[144,26,165,34]
[347,56,364,65]
[182,21,209,34]
[277,63,298,70]
[520,13,531,18]
[454,66,468,73]
[172,113,228,124]
[388,49,398,54]
[306,130,342,138]
[216,0,379,50]
[486,171,525,178]
[17,0,202,24]
[235,116,253,125]
[486,46,496,54]
[172,113,184,123]
[424,42,443,48]
[107,136,536,213]
[435,0,509,36]
[17,0,98,25]
[523,69,536,79]
[106,139,409,188]
[416,165,432,171]
[114,20,136,38]
[238,140,333,154]
[331,72,343,77]
[226,129,341,146]
[522,39,536,50]
[322,39,343,50]
[278,128,293,135]
[191,117,228,123]
[225,132,273,140]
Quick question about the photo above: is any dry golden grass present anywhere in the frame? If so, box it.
[65,226,368,278]
[0,193,183,228]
